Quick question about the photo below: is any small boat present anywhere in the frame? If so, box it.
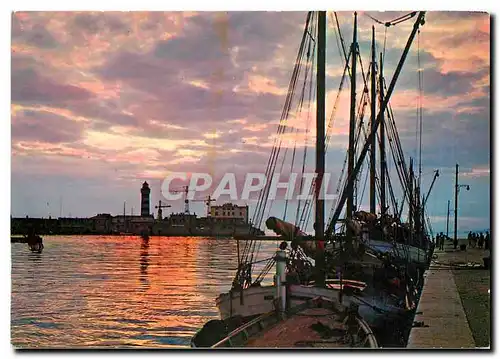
[29,242,44,253]
[27,234,44,253]
[194,296,377,348]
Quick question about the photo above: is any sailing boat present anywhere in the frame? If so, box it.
[192,10,429,348]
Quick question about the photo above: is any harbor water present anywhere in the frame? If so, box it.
[11,236,278,348]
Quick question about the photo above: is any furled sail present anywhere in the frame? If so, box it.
[265,217,318,259]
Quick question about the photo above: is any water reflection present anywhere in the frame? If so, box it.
[139,240,149,290]
[11,236,278,348]
[27,252,43,263]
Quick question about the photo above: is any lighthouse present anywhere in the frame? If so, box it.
[140,182,151,217]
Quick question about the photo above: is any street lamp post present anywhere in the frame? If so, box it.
[446,200,450,238]
[454,163,470,249]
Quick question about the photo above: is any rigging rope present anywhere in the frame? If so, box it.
[295,37,316,228]
[250,11,312,231]
[237,13,325,286]
[236,12,315,286]
[365,11,417,28]
[298,19,351,233]
[252,13,316,267]
[284,33,315,220]
[333,12,350,67]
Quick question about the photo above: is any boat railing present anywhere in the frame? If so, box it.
[211,310,277,348]
[354,316,378,348]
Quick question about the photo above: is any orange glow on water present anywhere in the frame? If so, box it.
[11,235,277,348]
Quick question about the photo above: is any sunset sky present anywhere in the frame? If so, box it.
[10,11,490,235]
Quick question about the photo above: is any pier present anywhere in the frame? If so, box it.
[11,236,27,243]
[407,239,490,348]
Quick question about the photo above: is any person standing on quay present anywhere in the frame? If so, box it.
[479,232,485,249]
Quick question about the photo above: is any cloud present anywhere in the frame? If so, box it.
[461,167,490,179]
[12,109,86,144]
[70,12,129,37]
[11,62,94,106]
[12,13,59,49]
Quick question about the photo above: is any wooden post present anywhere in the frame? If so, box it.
[454,164,459,249]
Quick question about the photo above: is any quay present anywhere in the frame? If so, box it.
[407,239,491,348]
[11,236,27,243]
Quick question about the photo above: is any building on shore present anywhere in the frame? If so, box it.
[11,182,264,237]
[111,214,154,234]
[11,216,59,235]
[90,213,113,233]
[59,217,95,234]
[210,203,249,223]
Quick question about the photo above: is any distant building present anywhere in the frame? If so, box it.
[141,181,151,217]
[59,217,94,234]
[10,181,261,237]
[89,213,113,233]
[210,203,249,223]
[130,215,154,234]
[111,214,153,233]
[11,217,59,235]
[169,213,197,225]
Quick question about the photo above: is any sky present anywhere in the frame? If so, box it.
[10,11,490,235]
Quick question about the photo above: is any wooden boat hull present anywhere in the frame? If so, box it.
[365,240,429,267]
[197,296,379,348]
[216,279,365,320]
[216,286,276,320]
[29,243,43,253]
[216,281,408,331]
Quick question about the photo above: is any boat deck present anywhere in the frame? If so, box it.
[211,295,377,348]
[246,307,347,348]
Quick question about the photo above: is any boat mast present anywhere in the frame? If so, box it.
[370,26,376,215]
[329,12,426,227]
[346,12,357,241]
[314,11,326,287]
[409,159,414,244]
[379,51,386,215]
[417,30,424,241]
